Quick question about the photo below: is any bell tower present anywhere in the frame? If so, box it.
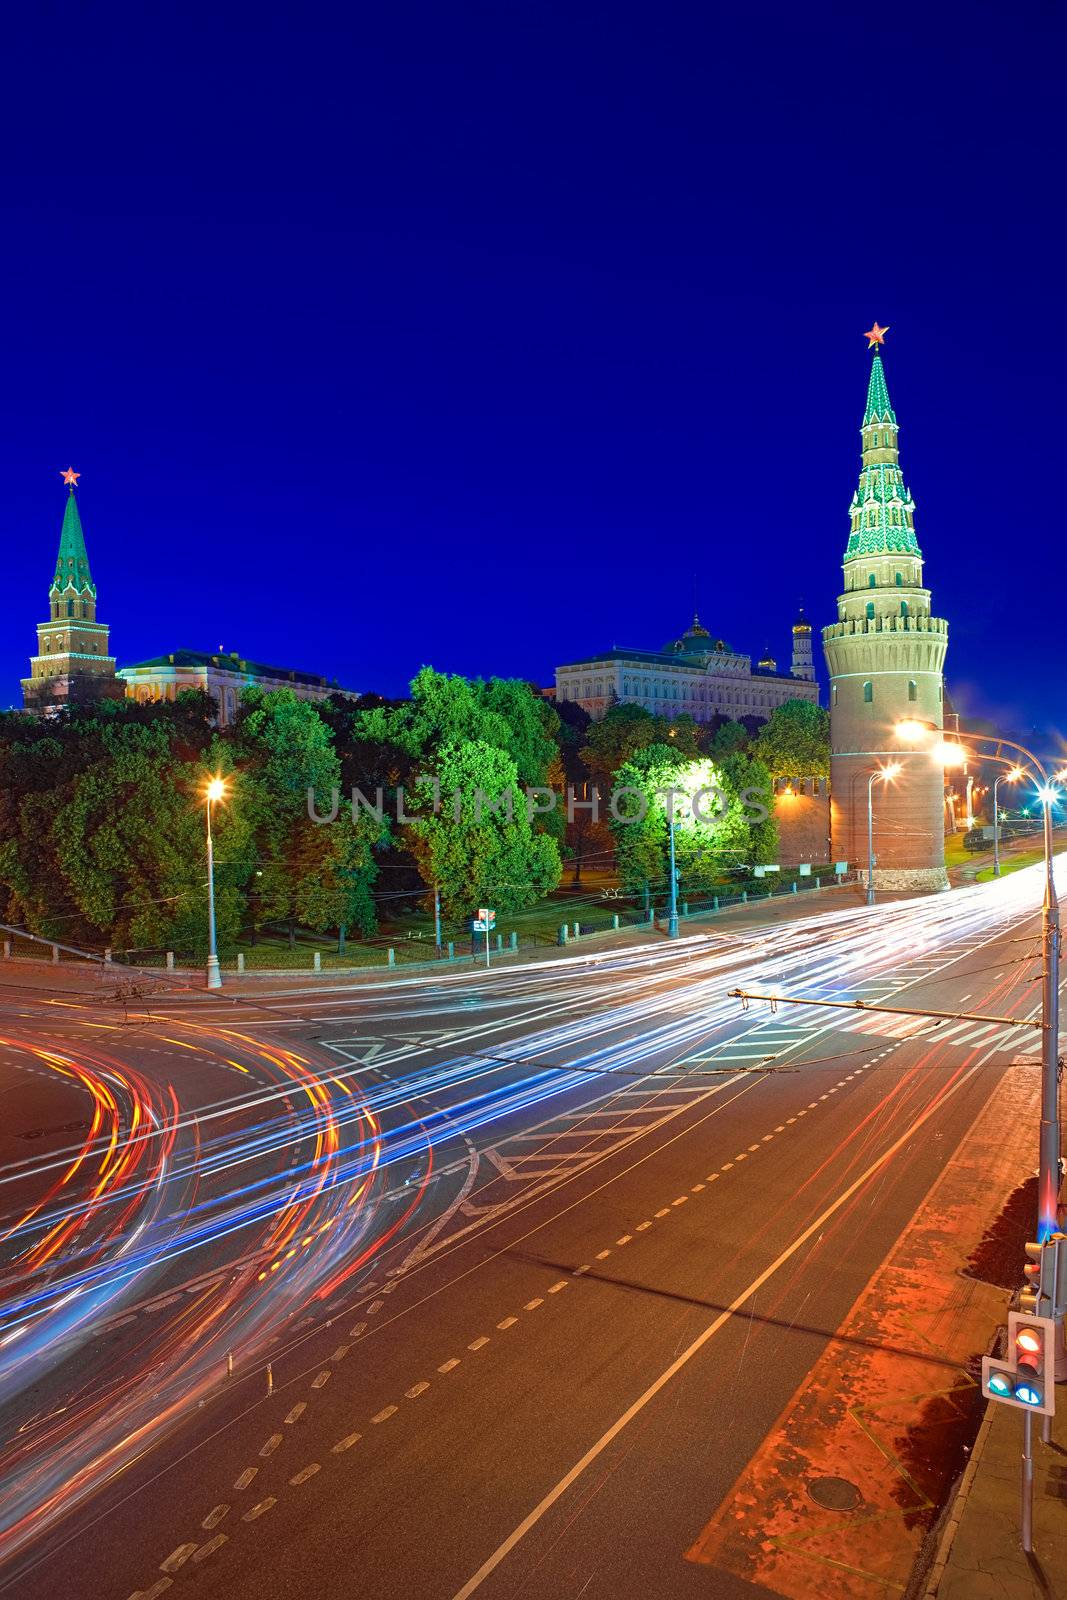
[22,470,123,713]
[822,328,949,890]
[790,603,815,681]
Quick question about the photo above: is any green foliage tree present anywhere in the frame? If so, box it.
[404,740,561,919]
[234,689,383,944]
[753,699,830,778]
[609,744,777,898]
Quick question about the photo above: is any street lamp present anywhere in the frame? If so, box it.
[667,795,679,938]
[895,719,1061,1241]
[993,766,1024,877]
[204,776,228,990]
[865,763,902,907]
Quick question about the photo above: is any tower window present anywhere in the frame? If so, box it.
[868,573,876,587]
[866,601,875,620]
[908,680,917,702]
[901,600,909,618]
[863,681,873,703]
[832,684,838,706]
[67,600,74,618]
[896,571,903,585]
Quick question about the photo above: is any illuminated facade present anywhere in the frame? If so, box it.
[21,478,124,714]
[118,650,353,726]
[555,613,818,724]
[822,341,949,889]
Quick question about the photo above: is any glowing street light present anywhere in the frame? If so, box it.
[865,764,901,908]
[203,775,229,990]
[993,766,1024,877]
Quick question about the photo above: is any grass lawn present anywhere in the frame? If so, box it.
[974,847,1046,883]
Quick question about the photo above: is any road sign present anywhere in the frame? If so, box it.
[473,908,496,932]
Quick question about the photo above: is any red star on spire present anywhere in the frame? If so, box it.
[864,322,889,349]
[60,467,80,487]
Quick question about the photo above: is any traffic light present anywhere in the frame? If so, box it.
[982,1312,1057,1415]
[1020,1233,1067,1318]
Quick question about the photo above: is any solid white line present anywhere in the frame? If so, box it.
[448,1052,982,1600]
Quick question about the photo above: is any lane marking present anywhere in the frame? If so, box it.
[242,1498,276,1523]
[447,1051,985,1600]
[284,1403,305,1425]
[160,1543,198,1574]
[191,1535,227,1565]
[497,1317,518,1330]
[524,1298,544,1310]
[201,1505,229,1531]
[438,1359,461,1373]
[406,1382,430,1398]
[371,1405,397,1424]
[259,1435,282,1458]
[233,1468,257,1491]
[332,1432,362,1453]
[468,1336,489,1351]
[311,1370,331,1389]
[289,1463,320,1486]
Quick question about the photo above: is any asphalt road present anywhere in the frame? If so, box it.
[0,864,1056,1600]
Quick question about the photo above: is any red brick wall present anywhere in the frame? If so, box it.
[773,777,831,866]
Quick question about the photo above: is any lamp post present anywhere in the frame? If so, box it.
[204,776,227,991]
[993,767,1024,877]
[667,797,679,939]
[897,720,1061,1240]
[865,764,902,907]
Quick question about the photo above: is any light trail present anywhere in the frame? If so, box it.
[0,857,1057,1571]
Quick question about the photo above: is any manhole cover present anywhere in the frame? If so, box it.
[806,1475,863,1511]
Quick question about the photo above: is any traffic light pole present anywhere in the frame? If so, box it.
[1022,1411,1034,1553]
[1040,792,1061,1243]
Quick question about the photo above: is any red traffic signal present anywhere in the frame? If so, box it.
[982,1312,1056,1415]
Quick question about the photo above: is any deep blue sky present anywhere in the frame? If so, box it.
[1,3,1061,733]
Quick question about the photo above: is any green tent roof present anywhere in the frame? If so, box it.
[863,352,896,426]
[49,490,96,597]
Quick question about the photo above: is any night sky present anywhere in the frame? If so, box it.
[1,4,1061,734]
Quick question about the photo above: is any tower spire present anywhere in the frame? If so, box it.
[845,346,920,561]
[50,483,96,600]
[22,473,122,712]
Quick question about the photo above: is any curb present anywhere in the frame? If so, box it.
[917,1388,997,1599]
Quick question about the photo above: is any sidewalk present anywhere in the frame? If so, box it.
[921,1361,1067,1600]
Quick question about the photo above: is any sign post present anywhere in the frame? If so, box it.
[473,908,496,969]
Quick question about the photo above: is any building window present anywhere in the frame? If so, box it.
[868,573,876,587]
[908,680,917,701]
[900,600,909,618]
[872,431,879,446]
[831,684,838,706]
[896,571,903,585]
[67,600,74,617]
[863,681,873,703]
[865,601,875,620]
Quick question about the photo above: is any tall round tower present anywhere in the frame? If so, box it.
[822,329,949,891]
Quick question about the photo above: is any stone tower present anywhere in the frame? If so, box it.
[22,473,123,713]
[790,604,815,681]
[822,338,949,890]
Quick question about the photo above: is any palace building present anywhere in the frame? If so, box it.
[118,649,351,726]
[21,472,124,713]
[822,329,949,889]
[555,608,818,725]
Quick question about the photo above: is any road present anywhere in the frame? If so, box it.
[0,863,1057,1600]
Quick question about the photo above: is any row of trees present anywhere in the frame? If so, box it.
[0,672,828,956]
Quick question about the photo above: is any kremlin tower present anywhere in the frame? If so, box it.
[822,329,949,890]
[21,471,123,713]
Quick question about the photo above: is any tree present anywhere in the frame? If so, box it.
[403,740,561,919]
[609,744,778,898]
[708,718,751,759]
[234,689,384,945]
[753,699,830,778]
